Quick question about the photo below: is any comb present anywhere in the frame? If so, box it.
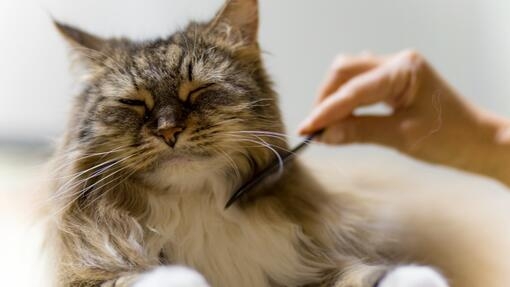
[224,129,323,209]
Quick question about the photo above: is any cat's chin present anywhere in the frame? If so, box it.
[151,156,205,177]
[157,151,207,167]
[163,154,195,165]
[143,151,228,188]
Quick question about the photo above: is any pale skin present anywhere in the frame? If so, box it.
[299,50,510,186]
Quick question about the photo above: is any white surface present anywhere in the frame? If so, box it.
[134,266,210,287]
[379,266,448,287]
[1,0,509,141]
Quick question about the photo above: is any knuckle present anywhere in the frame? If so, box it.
[331,54,351,70]
[399,119,418,137]
[401,49,420,60]
[399,49,426,68]
[398,119,426,153]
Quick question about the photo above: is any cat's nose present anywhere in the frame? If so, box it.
[156,125,184,148]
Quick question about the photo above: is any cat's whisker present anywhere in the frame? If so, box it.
[36,141,130,166]
[212,146,242,182]
[220,143,269,150]
[51,153,139,203]
[247,98,276,104]
[248,134,283,153]
[226,131,288,144]
[228,131,287,140]
[234,130,289,140]
[212,118,245,127]
[243,98,275,107]
[52,159,120,199]
[236,130,287,137]
[56,153,131,189]
[50,152,146,216]
[224,136,298,159]
[224,133,286,147]
[223,137,284,176]
[79,153,151,210]
[233,130,329,149]
[78,157,133,192]
[82,168,139,211]
[47,146,132,179]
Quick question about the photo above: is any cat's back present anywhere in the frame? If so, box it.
[304,152,510,287]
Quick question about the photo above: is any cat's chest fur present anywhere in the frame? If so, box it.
[142,179,324,287]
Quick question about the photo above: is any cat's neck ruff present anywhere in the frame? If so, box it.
[142,156,239,207]
[142,161,327,287]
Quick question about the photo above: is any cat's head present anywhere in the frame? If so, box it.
[56,0,286,191]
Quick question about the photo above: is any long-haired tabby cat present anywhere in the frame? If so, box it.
[46,0,450,286]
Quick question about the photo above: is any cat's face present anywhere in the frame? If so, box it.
[58,0,285,185]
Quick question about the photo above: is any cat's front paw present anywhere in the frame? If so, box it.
[377,266,448,287]
[133,266,210,287]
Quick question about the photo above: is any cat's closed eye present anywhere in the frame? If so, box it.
[117,98,150,121]
[118,99,146,106]
[186,83,216,105]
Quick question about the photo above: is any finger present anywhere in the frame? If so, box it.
[299,55,417,135]
[315,55,381,106]
[300,67,390,135]
[318,115,404,149]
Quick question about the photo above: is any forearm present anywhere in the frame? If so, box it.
[409,65,510,187]
[430,102,510,187]
[467,114,510,186]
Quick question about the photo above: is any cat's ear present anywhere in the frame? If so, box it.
[54,21,111,68]
[54,21,107,52]
[209,0,259,45]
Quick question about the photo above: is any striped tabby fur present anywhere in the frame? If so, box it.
[45,1,447,286]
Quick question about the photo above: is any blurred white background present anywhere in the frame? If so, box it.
[1,1,510,285]
[1,0,509,142]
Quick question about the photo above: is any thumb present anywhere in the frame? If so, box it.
[319,115,405,150]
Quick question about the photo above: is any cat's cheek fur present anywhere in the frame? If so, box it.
[377,266,448,287]
[133,266,210,287]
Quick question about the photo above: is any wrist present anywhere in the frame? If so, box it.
[467,112,510,186]
[487,117,510,186]
[407,62,510,186]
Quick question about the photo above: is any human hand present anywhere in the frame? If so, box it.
[299,50,510,185]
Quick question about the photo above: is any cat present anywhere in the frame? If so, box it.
[45,0,449,286]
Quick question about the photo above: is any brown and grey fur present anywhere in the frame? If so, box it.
[45,0,445,286]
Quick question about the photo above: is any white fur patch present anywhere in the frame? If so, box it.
[133,266,210,287]
[378,266,448,287]
[143,162,325,287]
